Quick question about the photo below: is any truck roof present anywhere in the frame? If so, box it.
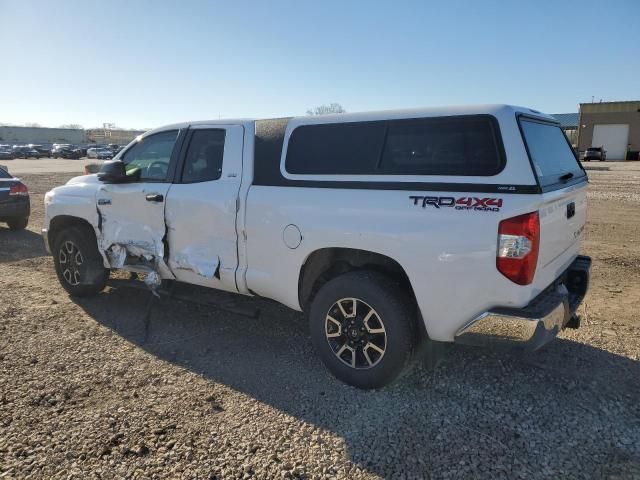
[141,104,557,138]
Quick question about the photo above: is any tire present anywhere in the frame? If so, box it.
[52,225,109,297]
[308,271,417,389]
[7,217,28,230]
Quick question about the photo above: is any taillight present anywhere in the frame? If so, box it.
[496,211,540,285]
[9,183,28,196]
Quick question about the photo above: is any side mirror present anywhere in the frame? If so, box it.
[97,160,128,183]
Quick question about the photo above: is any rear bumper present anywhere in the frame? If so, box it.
[0,198,30,220]
[455,255,591,350]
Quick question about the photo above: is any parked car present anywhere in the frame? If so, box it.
[29,144,52,157]
[11,146,41,159]
[52,144,82,159]
[42,105,591,389]
[0,148,13,160]
[87,148,113,160]
[583,146,606,162]
[0,165,30,230]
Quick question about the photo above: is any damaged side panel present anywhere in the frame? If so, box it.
[96,183,174,287]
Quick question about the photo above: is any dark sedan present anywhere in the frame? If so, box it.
[12,146,41,159]
[0,149,13,160]
[0,166,30,230]
[59,147,83,159]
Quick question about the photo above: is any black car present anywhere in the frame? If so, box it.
[0,149,13,160]
[0,166,30,230]
[12,146,41,159]
[52,144,82,159]
[60,147,83,159]
[30,144,52,157]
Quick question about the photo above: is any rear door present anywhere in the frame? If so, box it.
[164,125,244,293]
[519,117,588,284]
[96,129,182,274]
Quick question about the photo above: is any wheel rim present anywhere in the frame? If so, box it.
[325,298,387,370]
[58,240,84,286]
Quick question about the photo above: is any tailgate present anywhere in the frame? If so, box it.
[536,181,587,287]
[517,115,589,290]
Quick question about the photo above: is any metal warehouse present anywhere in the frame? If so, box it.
[578,101,640,161]
[0,126,85,145]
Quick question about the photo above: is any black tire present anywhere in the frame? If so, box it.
[7,217,28,230]
[52,225,109,297]
[308,271,417,389]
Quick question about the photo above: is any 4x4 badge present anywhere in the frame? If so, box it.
[409,196,503,212]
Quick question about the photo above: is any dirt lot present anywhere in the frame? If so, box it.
[1,164,639,479]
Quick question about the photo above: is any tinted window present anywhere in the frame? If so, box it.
[181,129,226,183]
[380,117,502,175]
[0,167,11,179]
[286,122,386,174]
[122,130,178,181]
[285,116,503,176]
[519,119,585,187]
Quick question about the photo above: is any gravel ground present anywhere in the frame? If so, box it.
[0,166,639,479]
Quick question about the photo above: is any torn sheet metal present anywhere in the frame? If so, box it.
[169,247,220,279]
[107,244,127,268]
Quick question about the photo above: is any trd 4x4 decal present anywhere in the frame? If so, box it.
[409,196,503,212]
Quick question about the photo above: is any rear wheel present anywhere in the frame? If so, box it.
[52,226,109,296]
[7,217,28,230]
[309,271,417,389]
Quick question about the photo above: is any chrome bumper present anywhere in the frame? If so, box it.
[42,228,51,255]
[455,256,591,351]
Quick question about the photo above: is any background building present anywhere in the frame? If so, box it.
[0,125,85,145]
[578,101,640,160]
[552,113,579,147]
[86,126,145,145]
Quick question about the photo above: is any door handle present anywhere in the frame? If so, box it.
[145,193,164,202]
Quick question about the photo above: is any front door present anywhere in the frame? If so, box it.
[96,129,182,277]
[164,125,244,292]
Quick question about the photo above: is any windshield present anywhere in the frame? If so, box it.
[519,118,585,188]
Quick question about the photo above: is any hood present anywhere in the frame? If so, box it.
[46,174,102,202]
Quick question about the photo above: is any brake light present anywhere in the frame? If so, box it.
[9,183,28,196]
[496,211,539,285]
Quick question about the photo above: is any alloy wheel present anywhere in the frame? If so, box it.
[325,298,387,369]
[58,240,84,286]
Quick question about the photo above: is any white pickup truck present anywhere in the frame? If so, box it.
[43,105,591,389]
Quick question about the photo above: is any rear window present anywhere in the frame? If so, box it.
[285,115,504,176]
[0,167,11,178]
[519,118,585,188]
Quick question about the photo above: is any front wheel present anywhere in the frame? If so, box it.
[309,271,417,389]
[52,226,109,296]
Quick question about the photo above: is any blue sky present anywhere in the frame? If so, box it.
[1,0,638,129]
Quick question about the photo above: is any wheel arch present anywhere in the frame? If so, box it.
[298,247,424,333]
[48,215,98,253]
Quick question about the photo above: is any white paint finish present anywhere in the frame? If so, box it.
[244,186,554,341]
[96,181,173,277]
[165,125,244,292]
[42,105,587,344]
[592,124,629,160]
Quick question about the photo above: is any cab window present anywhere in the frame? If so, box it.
[121,130,178,181]
[180,129,226,183]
